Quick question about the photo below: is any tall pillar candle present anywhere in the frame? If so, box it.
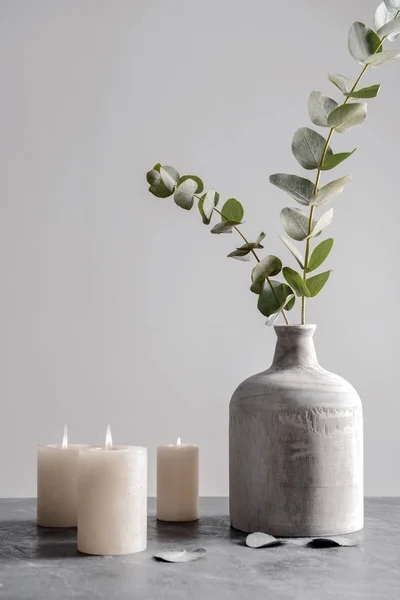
[157,438,199,522]
[77,427,147,555]
[37,426,88,527]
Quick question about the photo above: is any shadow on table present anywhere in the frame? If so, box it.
[0,520,81,561]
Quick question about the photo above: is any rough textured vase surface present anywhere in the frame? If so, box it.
[229,325,363,536]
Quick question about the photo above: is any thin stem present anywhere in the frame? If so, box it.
[213,206,290,325]
[300,24,394,325]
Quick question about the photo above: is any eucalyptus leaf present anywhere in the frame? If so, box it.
[344,85,381,99]
[174,178,199,210]
[384,0,400,10]
[227,249,251,261]
[321,149,357,171]
[255,232,266,246]
[378,17,400,38]
[251,255,283,289]
[375,2,399,41]
[282,267,310,297]
[307,238,334,273]
[245,532,283,548]
[327,103,367,133]
[309,209,333,239]
[269,173,315,206]
[146,169,161,186]
[280,236,304,269]
[308,91,338,127]
[328,73,354,94]
[281,207,313,241]
[306,270,331,297]
[265,294,295,326]
[176,175,204,194]
[154,548,207,563]
[257,281,295,317]
[198,189,219,224]
[310,176,352,207]
[210,221,237,234]
[364,50,400,66]
[348,22,382,64]
[147,163,174,198]
[221,198,244,223]
[307,537,357,548]
[160,166,180,192]
[291,128,333,170]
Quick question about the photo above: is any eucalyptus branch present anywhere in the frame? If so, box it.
[300,11,399,324]
[212,207,290,325]
[146,2,400,327]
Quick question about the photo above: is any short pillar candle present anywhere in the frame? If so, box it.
[157,438,199,522]
[77,427,147,556]
[37,426,87,528]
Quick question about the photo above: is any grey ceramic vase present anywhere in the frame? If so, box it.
[229,324,363,536]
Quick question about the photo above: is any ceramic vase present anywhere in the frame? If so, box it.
[229,324,363,536]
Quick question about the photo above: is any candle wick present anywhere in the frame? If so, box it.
[62,425,68,449]
[105,424,113,450]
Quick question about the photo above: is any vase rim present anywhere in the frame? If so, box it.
[274,324,316,330]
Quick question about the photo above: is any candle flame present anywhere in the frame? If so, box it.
[105,424,113,450]
[62,425,68,449]
[177,437,181,446]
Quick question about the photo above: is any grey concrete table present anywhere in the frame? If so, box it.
[0,498,399,600]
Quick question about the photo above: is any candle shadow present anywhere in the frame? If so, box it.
[0,519,81,562]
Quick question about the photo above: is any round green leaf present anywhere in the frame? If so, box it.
[269,173,315,206]
[176,175,204,194]
[291,128,333,170]
[160,166,180,192]
[378,17,400,38]
[281,207,313,241]
[221,198,244,223]
[146,169,161,186]
[265,294,295,326]
[147,163,174,198]
[327,103,367,133]
[364,50,400,66]
[306,270,332,297]
[257,281,295,317]
[321,149,357,171]
[328,73,354,94]
[308,92,338,127]
[375,3,399,41]
[251,255,283,285]
[198,190,219,224]
[307,238,334,273]
[310,176,352,207]
[282,267,310,298]
[348,22,382,65]
[174,179,199,210]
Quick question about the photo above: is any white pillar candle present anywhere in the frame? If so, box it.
[37,426,88,527]
[77,426,147,556]
[157,438,199,522]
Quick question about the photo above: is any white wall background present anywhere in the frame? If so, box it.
[0,0,398,497]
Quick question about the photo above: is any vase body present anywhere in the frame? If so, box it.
[229,325,363,536]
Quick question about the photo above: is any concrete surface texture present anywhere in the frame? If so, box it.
[0,498,399,600]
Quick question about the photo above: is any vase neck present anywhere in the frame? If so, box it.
[271,325,318,369]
